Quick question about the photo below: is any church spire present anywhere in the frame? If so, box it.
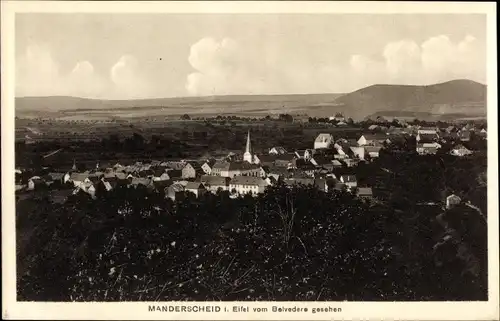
[245,130,251,154]
[243,130,253,163]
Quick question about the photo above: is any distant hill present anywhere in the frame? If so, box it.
[15,79,486,121]
[15,93,343,112]
[335,79,486,120]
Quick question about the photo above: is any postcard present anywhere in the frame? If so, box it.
[1,1,498,320]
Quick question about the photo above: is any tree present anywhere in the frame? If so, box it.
[181,114,191,120]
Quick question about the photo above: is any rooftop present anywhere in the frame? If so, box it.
[230,176,267,186]
[315,133,334,143]
[200,175,230,186]
[357,187,373,196]
[185,182,205,190]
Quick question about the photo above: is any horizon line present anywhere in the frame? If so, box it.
[15,78,485,101]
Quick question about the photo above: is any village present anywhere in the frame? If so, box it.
[15,113,487,208]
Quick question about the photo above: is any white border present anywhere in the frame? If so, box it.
[2,2,498,320]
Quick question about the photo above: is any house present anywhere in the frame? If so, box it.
[166,169,183,180]
[265,176,278,186]
[211,161,230,176]
[267,166,292,179]
[386,127,405,136]
[211,161,262,178]
[446,194,461,209]
[314,178,328,192]
[357,187,373,199]
[357,134,385,146]
[309,155,333,167]
[15,184,26,191]
[318,162,335,172]
[185,182,207,198]
[48,172,69,184]
[417,127,438,135]
[166,183,185,201]
[334,139,353,153]
[69,172,91,188]
[113,162,124,170]
[295,149,314,161]
[253,154,276,167]
[102,176,128,189]
[166,161,187,170]
[337,121,347,126]
[138,168,155,178]
[478,128,487,137]
[294,163,316,177]
[151,179,172,195]
[459,130,472,142]
[201,159,216,175]
[461,123,474,131]
[114,172,129,180]
[137,164,151,172]
[129,177,154,189]
[182,162,203,179]
[96,179,114,192]
[445,126,458,133]
[422,142,441,149]
[27,176,45,190]
[150,160,161,167]
[314,133,334,149]
[73,181,97,198]
[269,146,287,155]
[152,170,170,181]
[350,147,365,160]
[200,175,230,193]
[416,133,439,143]
[375,116,389,124]
[364,146,382,159]
[332,181,347,191]
[416,144,438,155]
[343,158,358,167]
[332,160,343,168]
[273,153,297,168]
[229,176,268,196]
[334,112,345,122]
[340,175,357,189]
[450,144,473,157]
[284,177,315,188]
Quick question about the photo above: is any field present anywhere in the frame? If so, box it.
[15,118,364,170]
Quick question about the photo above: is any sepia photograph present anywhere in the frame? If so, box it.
[2,1,498,320]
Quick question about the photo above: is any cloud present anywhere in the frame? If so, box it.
[16,46,151,99]
[350,34,485,87]
[383,40,422,83]
[186,34,484,97]
[67,61,107,97]
[17,34,485,99]
[186,37,261,96]
[16,45,107,98]
[16,44,62,96]
[109,55,153,99]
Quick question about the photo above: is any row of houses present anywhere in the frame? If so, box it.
[309,124,482,157]
[21,168,371,203]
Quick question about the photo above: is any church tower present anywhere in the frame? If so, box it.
[243,130,253,163]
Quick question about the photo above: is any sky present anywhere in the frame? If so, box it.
[15,14,487,99]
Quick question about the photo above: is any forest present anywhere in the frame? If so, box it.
[16,145,488,301]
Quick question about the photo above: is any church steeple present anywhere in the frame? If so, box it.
[246,130,251,154]
[243,130,253,163]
